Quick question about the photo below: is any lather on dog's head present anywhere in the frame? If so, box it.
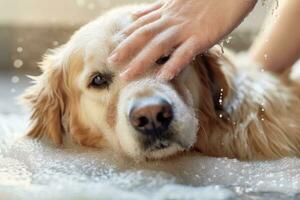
[22,6,230,160]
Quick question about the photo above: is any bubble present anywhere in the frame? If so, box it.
[13,59,23,68]
[11,76,20,83]
[17,47,23,53]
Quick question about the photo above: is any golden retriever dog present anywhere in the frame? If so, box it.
[22,5,300,161]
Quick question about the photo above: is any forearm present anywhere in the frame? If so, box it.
[250,0,300,72]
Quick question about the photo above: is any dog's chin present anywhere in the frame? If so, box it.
[143,142,185,160]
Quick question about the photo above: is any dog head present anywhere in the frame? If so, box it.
[22,6,230,160]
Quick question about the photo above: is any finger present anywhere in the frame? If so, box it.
[109,18,169,65]
[157,37,200,81]
[122,10,161,36]
[132,2,164,19]
[120,27,181,80]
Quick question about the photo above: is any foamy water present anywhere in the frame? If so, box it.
[0,110,300,200]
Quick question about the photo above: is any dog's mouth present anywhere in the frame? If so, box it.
[141,136,187,160]
[147,139,171,151]
[143,141,185,160]
[141,130,173,149]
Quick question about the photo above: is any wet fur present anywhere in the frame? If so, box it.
[22,5,300,160]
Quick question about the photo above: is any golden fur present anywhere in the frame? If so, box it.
[22,5,300,160]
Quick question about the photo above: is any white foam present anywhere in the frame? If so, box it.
[1,112,300,199]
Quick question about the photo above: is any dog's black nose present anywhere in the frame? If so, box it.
[129,97,173,137]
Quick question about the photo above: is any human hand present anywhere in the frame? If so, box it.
[109,0,257,80]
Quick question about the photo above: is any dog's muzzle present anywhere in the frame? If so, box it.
[129,96,174,150]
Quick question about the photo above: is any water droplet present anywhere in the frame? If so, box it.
[17,47,23,53]
[261,118,265,121]
[225,36,232,44]
[13,59,23,68]
[260,68,265,72]
[264,54,268,60]
[11,76,20,83]
[218,42,225,54]
[219,114,223,118]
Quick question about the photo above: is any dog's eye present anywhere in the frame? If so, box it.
[156,55,170,65]
[89,73,110,89]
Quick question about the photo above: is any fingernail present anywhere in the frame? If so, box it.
[132,10,143,16]
[108,53,119,63]
[119,69,130,80]
[157,72,173,81]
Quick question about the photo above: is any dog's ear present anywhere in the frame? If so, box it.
[193,51,230,117]
[22,53,67,145]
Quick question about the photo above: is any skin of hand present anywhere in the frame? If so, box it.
[108,0,257,81]
[250,0,300,73]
